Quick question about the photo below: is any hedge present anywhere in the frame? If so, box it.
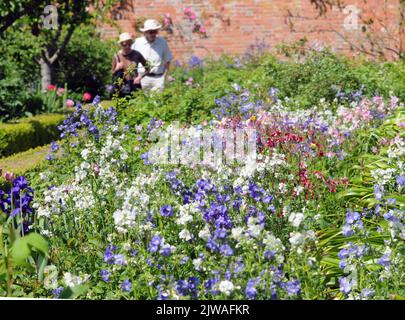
[0,114,64,157]
[0,144,49,190]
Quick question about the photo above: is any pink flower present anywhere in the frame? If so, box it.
[57,87,65,96]
[4,172,14,182]
[47,84,56,91]
[168,76,175,82]
[66,99,74,108]
[92,164,100,177]
[199,25,206,33]
[189,13,197,20]
[184,7,193,15]
[83,92,92,101]
[185,77,194,86]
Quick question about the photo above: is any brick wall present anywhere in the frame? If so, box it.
[98,0,402,61]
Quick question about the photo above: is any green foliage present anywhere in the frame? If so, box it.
[0,113,64,157]
[56,25,116,99]
[118,50,405,128]
[261,50,360,107]
[0,144,50,190]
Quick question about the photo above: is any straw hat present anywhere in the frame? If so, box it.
[140,19,162,32]
[117,32,133,44]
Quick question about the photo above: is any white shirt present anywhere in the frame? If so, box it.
[132,36,173,75]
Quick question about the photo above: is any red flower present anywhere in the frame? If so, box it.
[83,92,92,101]
[47,84,56,91]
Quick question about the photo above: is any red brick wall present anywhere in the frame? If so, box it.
[98,0,402,61]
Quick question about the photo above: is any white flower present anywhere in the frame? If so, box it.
[177,213,193,225]
[294,185,304,195]
[80,149,91,160]
[288,212,305,228]
[218,280,234,296]
[63,272,89,288]
[37,206,51,218]
[43,265,58,289]
[289,232,305,247]
[123,242,131,251]
[231,227,244,241]
[289,230,316,251]
[198,225,211,241]
[39,172,49,181]
[247,217,263,238]
[113,208,137,234]
[193,258,203,270]
[179,229,192,241]
[278,182,287,193]
[40,229,53,237]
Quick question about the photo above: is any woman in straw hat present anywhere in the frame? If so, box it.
[132,19,173,92]
[111,32,150,97]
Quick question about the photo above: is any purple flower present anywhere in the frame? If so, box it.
[342,224,354,237]
[374,184,383,201]
[346,209,360,224]
[206,238,219,252]
[285,279,301,296]
[176,276,200,297]
[149,235,163,253]
[338,248,350,260]
[339,260,347,270]
[50,141,59,153]
[219,244,234,257]
[104,245,115,264]
[114,254,127,266]
[383,210,399,222]
[214,228,227,239]
[52,286,64,299]
[160,205,174,217]
[159,244,172,257]
[262,195,273,204]
[188,55,203,68]
[245,279,256,299]
[197,179,211,192]
[264,251,275,260]
[92,95,101,105]
[361,288,374,299]
[101,270,110,282]
[396,175,405,187]
[339,277,353,295]
[377,253,391,267]
[121,279,132,292]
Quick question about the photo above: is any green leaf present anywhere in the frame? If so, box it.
[59,284,88,299]
[10,237,30,266]
[25,233,48,255]
[37,254,48,281]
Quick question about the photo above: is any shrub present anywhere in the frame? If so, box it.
[0,114,64,157]
[0,144,50,190]
[0,26,42,121]
[56,25,116,100]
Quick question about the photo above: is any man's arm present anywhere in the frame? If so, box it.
[162,39,173,75]
[164,61,170,74]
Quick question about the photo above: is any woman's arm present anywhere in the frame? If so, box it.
[112,54,124,74]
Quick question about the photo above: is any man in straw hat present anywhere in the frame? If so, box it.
[132,19,173,92]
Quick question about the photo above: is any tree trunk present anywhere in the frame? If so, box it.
[40,57,53,91]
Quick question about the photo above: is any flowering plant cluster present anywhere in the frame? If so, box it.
[5,83,397,300]
[184,7,207,37]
